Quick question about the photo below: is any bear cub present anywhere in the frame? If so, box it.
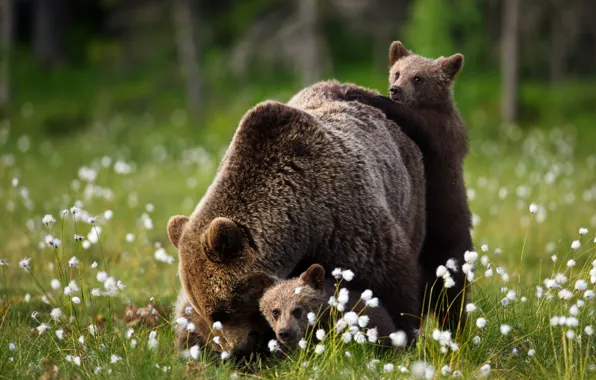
[344,41,474,332]
[259,264,396,348]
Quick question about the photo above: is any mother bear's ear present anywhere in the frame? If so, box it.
[203,217,245,264]
[167,215,190,248]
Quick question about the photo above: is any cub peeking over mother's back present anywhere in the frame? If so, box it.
[259,264,396,348]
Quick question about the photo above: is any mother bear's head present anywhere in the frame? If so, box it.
[168,215,278,358]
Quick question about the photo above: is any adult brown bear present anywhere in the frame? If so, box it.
[167,80,426,358]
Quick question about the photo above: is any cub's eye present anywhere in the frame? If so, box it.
[395,72,400,80]
[272,309,280,320]
[413,76,422,83]
[292,308,302,319]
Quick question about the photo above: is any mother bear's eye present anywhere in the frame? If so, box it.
[395,72,400,80]
[272,309,280,320]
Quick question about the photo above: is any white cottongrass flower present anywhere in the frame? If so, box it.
[338,288,349,305]
[307,312,316,326]
[212,321,223,331]
[436,265,447,278]
[148,331,158,350]
[66,355,81,366]
[361,289,373,301]
[481,255,490,267]
[342,332,352,344]
[316,329,326,341]
[506,290,517,300]
[566,317,579,327]
[558,289,573,300]
[484,268,494,277]
[19,258,31,272]
[72,297,81,304]
[104,210,114,220]
[97,271,108,283]
[411,361,434,379]
[341,270,354,282]
[500,324,511,335]
[314,344,325,355]
[384,363,395,373]
[528,348,536,356]
[579,227,588,235]
[186,323,196,332]
[56,329,64,340]
[0,259,8,266]
[473,336,481,345]
[68,256,80,268]
[552,255,557,263]
[125,233,135,242]
[9,343,17,351]
[130,339,138,348]
[78,336,85,345]
[110,355,122,364]
[190,345,200,359]
[345,351,352,358]
[444,277,455,288]
[366,297,379,307]
[566,330,575,339]
[37,323,49,335]
[220,351,230,360]
[446,258,458,271]
[390,331,407,347]
[585,326,594,336]
[354,331,367,344]
[529,203,538,213]
[575,280,588,291]
[87,217,97,225]
[585,290,595,299]
[367,328,378,343]
[298,339,307,349]
[466,303,477,313]
[126,328,134,339]
[569,305,579,316]
[32,311,40,320]
[154,248,175,264]
[42,214,56,227]
[436,366,451,378]
[331,268,342,279]
[268,339,280,352]
[50,279,61,290]
[344,312,358,326]
[571,240,581,250]
[481,244,488,252]
[50,308,62,321]
[89,324,96,336]
[464,250,478,263]
[91,288,101,297]
[358,315,370,328]
[479,364,491,377]
[212,336,221,346]
[567,259,576,268]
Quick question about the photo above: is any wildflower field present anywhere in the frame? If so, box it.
[1,81,596,379]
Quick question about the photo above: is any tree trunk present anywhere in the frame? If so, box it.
[297,0,323,86]
[0,0,12,113]
[33,0,66,68]
[500,0,519,124]
[173,0,202,119]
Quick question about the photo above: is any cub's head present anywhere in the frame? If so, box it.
[387,41,464,109]
[167,215,276,358]
[259,264,327,348]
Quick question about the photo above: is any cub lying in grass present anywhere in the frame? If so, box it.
[258,264,406,349]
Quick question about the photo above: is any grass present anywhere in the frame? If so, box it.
[1,60,596,378]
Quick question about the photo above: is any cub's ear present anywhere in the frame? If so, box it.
[239,272,278,299]
[167,215,190,248]
[299,264,325,291]
[389,41,410,66]
[438,53,464,80]
[204,217,244,264]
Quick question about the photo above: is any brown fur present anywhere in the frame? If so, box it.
[259,264,396,348]
[343,41,473,332]
[168,80,426,357]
